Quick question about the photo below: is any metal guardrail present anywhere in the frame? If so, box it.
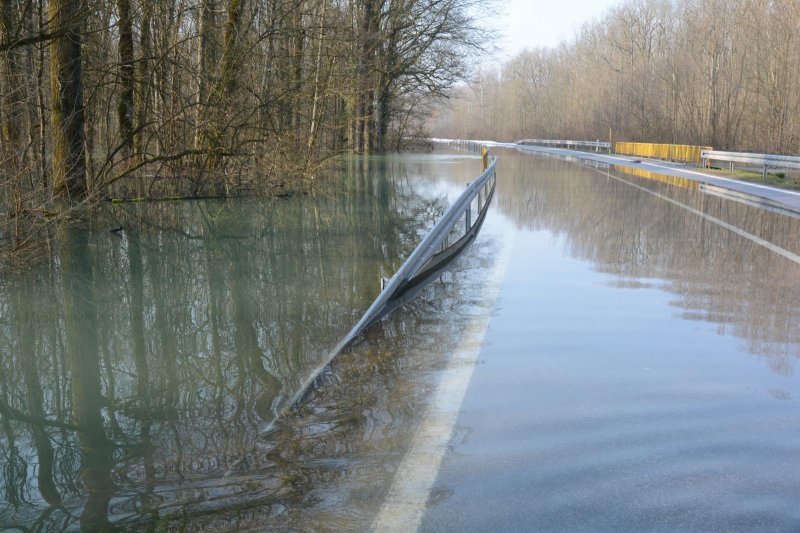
[221,153,498,472]
[281,154,498,420]
[516,139,611,151]
[430,138,513,148]
[701,150,800,178]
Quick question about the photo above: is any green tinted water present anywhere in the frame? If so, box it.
[0,154,488,529]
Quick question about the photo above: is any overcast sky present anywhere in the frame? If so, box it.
[492,0,623,58]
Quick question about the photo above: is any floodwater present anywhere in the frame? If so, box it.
[0,154,491,530]
[2,149,800,531]
[422,149,800,531]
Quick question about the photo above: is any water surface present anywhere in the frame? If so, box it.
[422,148,800,531]
[0,153,490,529]
[3,148,800,531]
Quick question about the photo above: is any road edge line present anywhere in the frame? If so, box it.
[371,231,515,532]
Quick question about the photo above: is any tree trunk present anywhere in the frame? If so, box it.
[35,0,47,186]
[116,0,135,155]
[49,0,87,199]
[200,0,246,167]
[304,0,326,171]
[194,0,215,151]
[220,0,245,96]
[289,2,305,138]
[134,0,151,158]
[355,0,379,154]
[375,75,389,153]
[0,0,22,162]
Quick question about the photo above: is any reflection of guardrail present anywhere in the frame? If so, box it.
[284,154,498,415]
[615,142,712,164]
[701,150,800,179]
[516,139,611,151]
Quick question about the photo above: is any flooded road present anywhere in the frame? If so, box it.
[2,149,800,530]
[421,149,800,531]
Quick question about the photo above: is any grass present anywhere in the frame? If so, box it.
[700,166,800,191]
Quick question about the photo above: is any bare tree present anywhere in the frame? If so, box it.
[431,0,800,157]
[2,0,491,257]
[49,0,87,199]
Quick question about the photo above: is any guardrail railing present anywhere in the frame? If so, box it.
[274,153,498,427]
[516,139,611,151]
[431,138,504,145]
[701,150,800,179]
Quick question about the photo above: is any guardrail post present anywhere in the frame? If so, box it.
[466,205,471,232]
[764,165,768,181]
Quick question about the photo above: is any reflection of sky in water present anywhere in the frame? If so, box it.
[422,148,800,532]
[491,148,800,369]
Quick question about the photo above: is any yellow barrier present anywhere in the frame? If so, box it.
[615,142,712,165]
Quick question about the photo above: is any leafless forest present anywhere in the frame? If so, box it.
[0,0,486,254]
[432,0,800,155]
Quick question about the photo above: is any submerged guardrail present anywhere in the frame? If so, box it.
[271,153,498,430]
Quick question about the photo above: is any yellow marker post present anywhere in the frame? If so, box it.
[481,146,489,170]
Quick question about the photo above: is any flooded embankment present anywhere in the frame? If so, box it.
[0,153,501,530]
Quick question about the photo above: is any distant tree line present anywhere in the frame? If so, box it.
[0,0,487,254]
[432,0,800,155]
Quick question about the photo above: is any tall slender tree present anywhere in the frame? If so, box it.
[49,0,86,199]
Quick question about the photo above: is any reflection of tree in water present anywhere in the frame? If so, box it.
[495,151,800,375]
[0,156,452,528]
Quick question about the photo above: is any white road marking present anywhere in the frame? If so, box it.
[599,170,800,266]
[600,154,639,163]
[519,143,800,200]
[371,231,515,533]
[373,151,799,533]
[643,162,800,198]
